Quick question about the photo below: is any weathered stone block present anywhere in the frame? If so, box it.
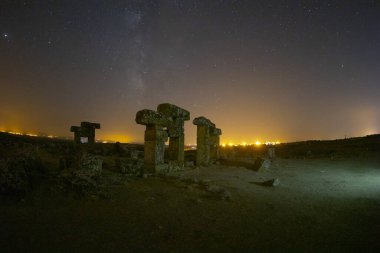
[135,109,171,126]
[81,122,100,129]
[157,103,190,121]
[70,121,101,145]
[193,116,215,127]
[193,117,222,166]
[136,104,190,174]
[157,103,190,168]
[117,158,143,176]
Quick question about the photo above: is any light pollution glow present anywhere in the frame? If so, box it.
[0,101,378,145]
[2,122,379,145]
[1,128,282,145]
[1,2,380,147]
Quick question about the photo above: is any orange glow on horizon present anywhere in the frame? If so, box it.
[1,128,285,146]
[97,134,130,143]
[220,140,282,147]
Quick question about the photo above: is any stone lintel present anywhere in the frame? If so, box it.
[81,122,101,129]
[70,126,80,132]
[157,103,190,121]
[193,116,215,128]
[210,127,222,136]
[135,109,171,126]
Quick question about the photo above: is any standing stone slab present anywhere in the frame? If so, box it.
[210,127,222,164]
[70,122,101,145]
[193,117,215,166]
[157,103,190,168]
[135,109,171,174]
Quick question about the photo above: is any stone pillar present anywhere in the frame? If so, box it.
[135,109,170,174]
[193,116,215,166]
[70,122,101,145]
[268,146,276,160]
[70,126,81,144]
[81,122,101,144]
[210,127,222,163]
[157,103,190,168]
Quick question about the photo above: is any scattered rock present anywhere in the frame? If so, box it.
[116,158,143,176]
[58,153,104,196]
[267,147,276,159]
[250,178,280,187]
[0,154,44,196]
[199,179,212,187]
[130,149,139,160]
[80,153,103,175]
[206,183,231,201]
[253,157,271,171]
[0,158,28,195]
[185,161,195,167]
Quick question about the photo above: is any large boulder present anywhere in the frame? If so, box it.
[59,153,103,195]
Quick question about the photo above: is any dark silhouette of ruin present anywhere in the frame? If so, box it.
[135,103,221,174]
[135,109,171,173]
[157,103,190,168]
[70,105,222,174]
[70,122,100,145]
[210,126,222,164]
[135,103,190,174]
[193,116,222,166]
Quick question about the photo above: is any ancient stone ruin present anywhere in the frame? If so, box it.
[136,103,190,173]
[135,103,190,174]
[193,116,222,166]
[135,109,170,174]
[157,103,190,168]
[70,121,101,145]
[210,127,222,164]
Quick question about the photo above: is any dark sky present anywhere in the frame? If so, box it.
[0,0,379,144]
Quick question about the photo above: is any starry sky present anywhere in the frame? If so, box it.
[0,0,379,144]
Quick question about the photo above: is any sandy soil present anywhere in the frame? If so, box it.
[1,158,380,252]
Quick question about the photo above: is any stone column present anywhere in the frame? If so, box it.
[193,116,215,166]
[135,109,170,174]
[210,127,222,164]
[70,122,101,145]
[81,122,101,144]
[157,103,190,168]
[70,126,81,144]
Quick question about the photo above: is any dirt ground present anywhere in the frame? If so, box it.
[1,157,380,253]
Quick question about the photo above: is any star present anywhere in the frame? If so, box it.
[3,33,8,38]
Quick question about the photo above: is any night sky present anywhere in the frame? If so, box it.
[1,0,379,144]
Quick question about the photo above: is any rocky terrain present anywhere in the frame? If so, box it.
[1,132,380,252]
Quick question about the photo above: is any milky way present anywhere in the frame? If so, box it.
[0,0,379,144]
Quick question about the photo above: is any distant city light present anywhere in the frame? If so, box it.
[0,130,62,139]
[8,131,23,135]
[265,141,281,145]
[220,140,282,147]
